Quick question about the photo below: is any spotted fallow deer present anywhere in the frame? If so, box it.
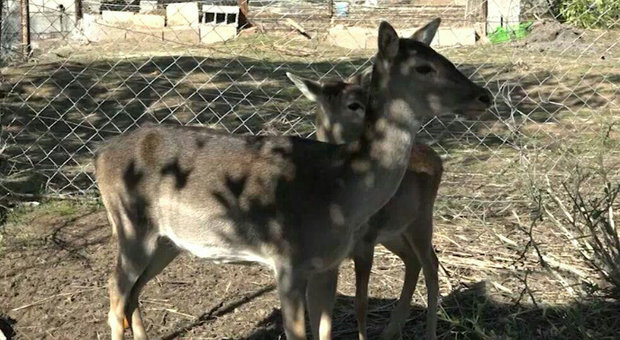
[287,18,491,340]
[288,53,440,340]
[291,78,445,339]
[286,70,442,339]
[95,20,490,340]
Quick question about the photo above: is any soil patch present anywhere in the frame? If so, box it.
[519,19,587,52]
[2,202,619,339]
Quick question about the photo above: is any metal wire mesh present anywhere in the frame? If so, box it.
[0,0,618,213]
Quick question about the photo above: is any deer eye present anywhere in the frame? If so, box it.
[347,103,363,111]
[415,65,434,74]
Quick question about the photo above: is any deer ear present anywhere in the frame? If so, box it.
[347,66,372,88]
[359,66,373,88]
[286,72,322,102]
[378,21,399,60]
[411,18,441,46]
[347,73,363,85]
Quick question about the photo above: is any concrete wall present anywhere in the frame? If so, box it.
[327,24,477,50]
[487,0,521,32]
[166,2,199,26]
[78,9,237,45]
[2,0,237,53]
[1,0,21,55]
[0,0,76,50]
[29,0,77,38]
[140,0,158,13]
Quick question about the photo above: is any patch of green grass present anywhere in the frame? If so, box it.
[4,200,96,226]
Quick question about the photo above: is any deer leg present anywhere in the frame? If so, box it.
[124,238,180,340]
[106,204,159,340]
[306,268,339,340]
[109,238,156,340]
[420,247,439,340]
[276,264,308,340]
[352,243,374,340]
[405,228,438,340]
[109,257,137,340]
[380,235,421,340]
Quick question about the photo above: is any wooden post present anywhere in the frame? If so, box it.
[75,0,83,22]
[237,0,252,29]
[482,0,488,36]
[0,0,4,51]
[20,0,30,58]
[466,0,488,39]
[328,0,333,18]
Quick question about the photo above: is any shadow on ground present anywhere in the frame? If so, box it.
[243,281,620,340]
[2,203,619,339]
[1,52,614,197]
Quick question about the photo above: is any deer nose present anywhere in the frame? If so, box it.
[477,91,492,107]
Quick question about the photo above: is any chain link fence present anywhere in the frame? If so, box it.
[0,0,617,208]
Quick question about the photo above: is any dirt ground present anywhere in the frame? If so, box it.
[1,199,619,340]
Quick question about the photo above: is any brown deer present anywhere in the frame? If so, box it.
[287,57,443,340]
[288,18,492,340]
[287,21,491,340]
[95,20,491,340]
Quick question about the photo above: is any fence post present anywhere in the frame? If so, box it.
[75,0,82,22]
[328,0,333,18]
[1,0,4,51]
[237,0,251,29]
[20,0,30,58]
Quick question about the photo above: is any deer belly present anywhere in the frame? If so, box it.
[163,229,273,266]
[375,227,408,244]
[156,198,274,266]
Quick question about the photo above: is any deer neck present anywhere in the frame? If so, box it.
[337,68,420,227]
